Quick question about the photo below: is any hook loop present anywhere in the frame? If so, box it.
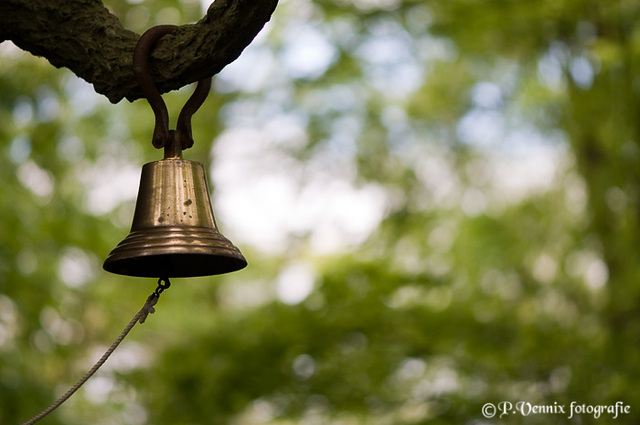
[133,25,212,150]
[155,277,171,297]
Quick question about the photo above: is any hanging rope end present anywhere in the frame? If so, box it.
[20,276,171,425]
[138,293,158,324]
[139,277,170,324]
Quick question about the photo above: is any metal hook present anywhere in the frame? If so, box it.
[133,25,212,150]
[154,277,171,297]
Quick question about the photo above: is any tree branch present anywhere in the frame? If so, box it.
[0,0,278,103]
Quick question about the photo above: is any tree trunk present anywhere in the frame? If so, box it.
[0,0,278,103]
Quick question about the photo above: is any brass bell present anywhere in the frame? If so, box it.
[103,137,247,277]
[103,25,246,278]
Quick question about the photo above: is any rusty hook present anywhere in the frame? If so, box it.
[133,25,212,150]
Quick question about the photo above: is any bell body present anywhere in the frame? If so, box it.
[103,157,247,277]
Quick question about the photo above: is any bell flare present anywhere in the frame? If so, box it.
[103,226,247,278]
[103,157,247,278]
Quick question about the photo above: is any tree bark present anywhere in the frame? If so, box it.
[0,0,278,103]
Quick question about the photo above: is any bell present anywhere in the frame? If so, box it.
[104,25,247,278]
[104,25,246,278]
[103,137,247,278]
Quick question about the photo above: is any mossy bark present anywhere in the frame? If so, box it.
[0,0,278,103]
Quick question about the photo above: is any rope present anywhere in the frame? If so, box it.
[21,278,170,425]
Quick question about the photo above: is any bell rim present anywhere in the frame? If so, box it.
[103,252,248,277]
[103,226,247,278]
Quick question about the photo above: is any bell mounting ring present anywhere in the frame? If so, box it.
[133,24,212,152]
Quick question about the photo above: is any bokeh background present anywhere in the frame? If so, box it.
[2,0,640,424]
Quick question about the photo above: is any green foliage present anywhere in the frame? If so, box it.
[2,0,640,424]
